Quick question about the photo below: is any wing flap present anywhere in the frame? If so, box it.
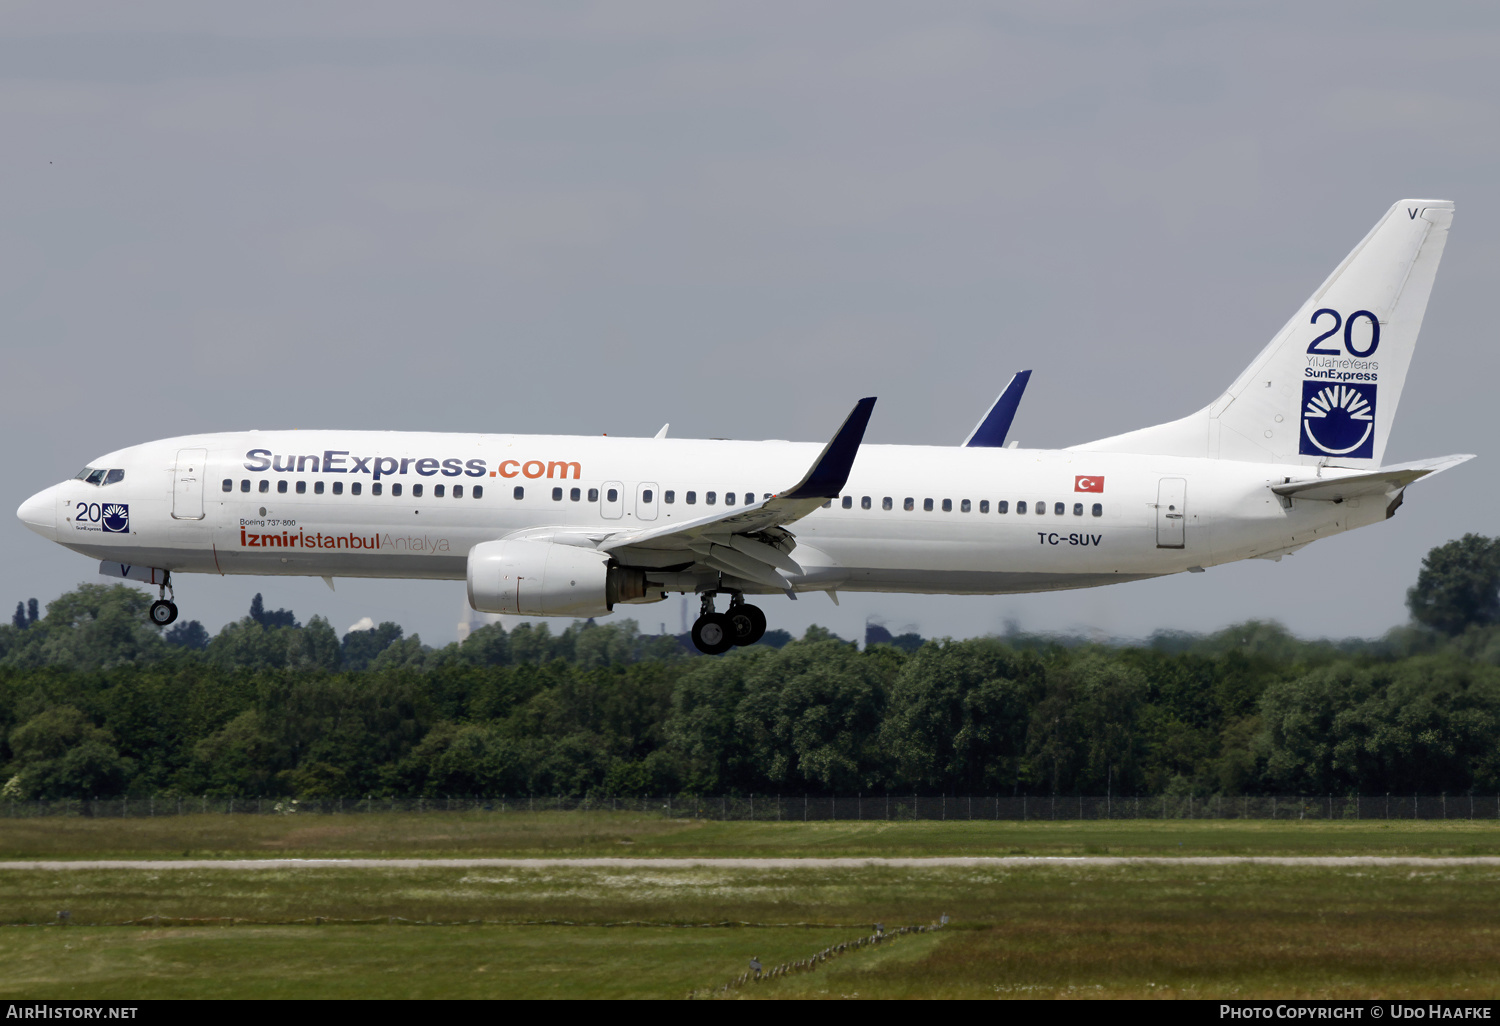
[726,533,803,575]
[689,540,790,588]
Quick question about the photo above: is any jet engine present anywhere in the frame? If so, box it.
[466,539,648,617]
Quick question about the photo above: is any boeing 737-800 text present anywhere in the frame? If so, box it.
[16,200,1471,653]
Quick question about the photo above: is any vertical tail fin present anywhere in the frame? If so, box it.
[1077,199,1454,467]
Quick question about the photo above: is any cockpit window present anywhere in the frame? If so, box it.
[75,467,124,486]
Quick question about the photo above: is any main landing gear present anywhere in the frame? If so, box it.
[148,573,178,627]
[690,592,767,655]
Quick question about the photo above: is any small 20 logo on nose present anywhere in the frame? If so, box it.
[101,504,129,533]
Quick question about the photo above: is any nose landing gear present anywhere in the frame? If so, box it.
[690,592,767,654]
[148,574,178,627]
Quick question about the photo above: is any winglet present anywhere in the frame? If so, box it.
[782,398,877,499]
[962,370,1031,447]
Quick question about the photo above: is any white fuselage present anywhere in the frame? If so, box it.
[18,429,1385,603]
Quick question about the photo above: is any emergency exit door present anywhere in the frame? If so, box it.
[172,448,207,521]
[1156,478,1186,549]
[636,482,659,521]
[600,481,624,519]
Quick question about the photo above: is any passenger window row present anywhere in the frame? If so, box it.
[666,491,768,506]
[538,487,772,506]
[222,477,1104,518]
[825,495,1105,517]
[224,479,484,500]
[549,486,616,502]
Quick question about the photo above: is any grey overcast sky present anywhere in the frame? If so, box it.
[4,1,1498,645]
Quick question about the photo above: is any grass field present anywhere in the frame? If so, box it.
[4,816,1500,999]
[3,811,1500,859]
[0,924,859,1000]
[2,861,1500,999]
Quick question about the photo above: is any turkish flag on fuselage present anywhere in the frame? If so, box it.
[1075,476,1104,493]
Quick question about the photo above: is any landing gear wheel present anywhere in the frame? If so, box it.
[727,604,767,646]
[149,600,178,627]
[691,612,736,655]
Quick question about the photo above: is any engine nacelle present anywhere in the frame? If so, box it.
[466,539,646,617]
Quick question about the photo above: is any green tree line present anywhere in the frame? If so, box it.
[4,534,1500,800]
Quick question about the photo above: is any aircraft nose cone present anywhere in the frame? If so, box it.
[16,488,56,539]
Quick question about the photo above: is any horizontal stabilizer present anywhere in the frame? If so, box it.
[1272,454,1474,502]
[963,371,1031,447]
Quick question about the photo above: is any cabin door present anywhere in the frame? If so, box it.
[1156,478,1186,548]
[172,448,208,521]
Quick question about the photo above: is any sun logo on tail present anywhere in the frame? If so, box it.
[1305,385,1373,422]
[1300,382,1377,458]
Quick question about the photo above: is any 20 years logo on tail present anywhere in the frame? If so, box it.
[1300,382,1376,458]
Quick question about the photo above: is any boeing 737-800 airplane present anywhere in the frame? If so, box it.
[16,200,1472,654]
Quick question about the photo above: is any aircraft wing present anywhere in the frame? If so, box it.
[1271,453,1475,502]
[962,370,1031,447]
[596,398,876,586]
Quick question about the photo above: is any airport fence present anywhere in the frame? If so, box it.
[3,793,1499,821]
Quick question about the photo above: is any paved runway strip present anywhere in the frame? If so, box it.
[3,856,1499,869]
